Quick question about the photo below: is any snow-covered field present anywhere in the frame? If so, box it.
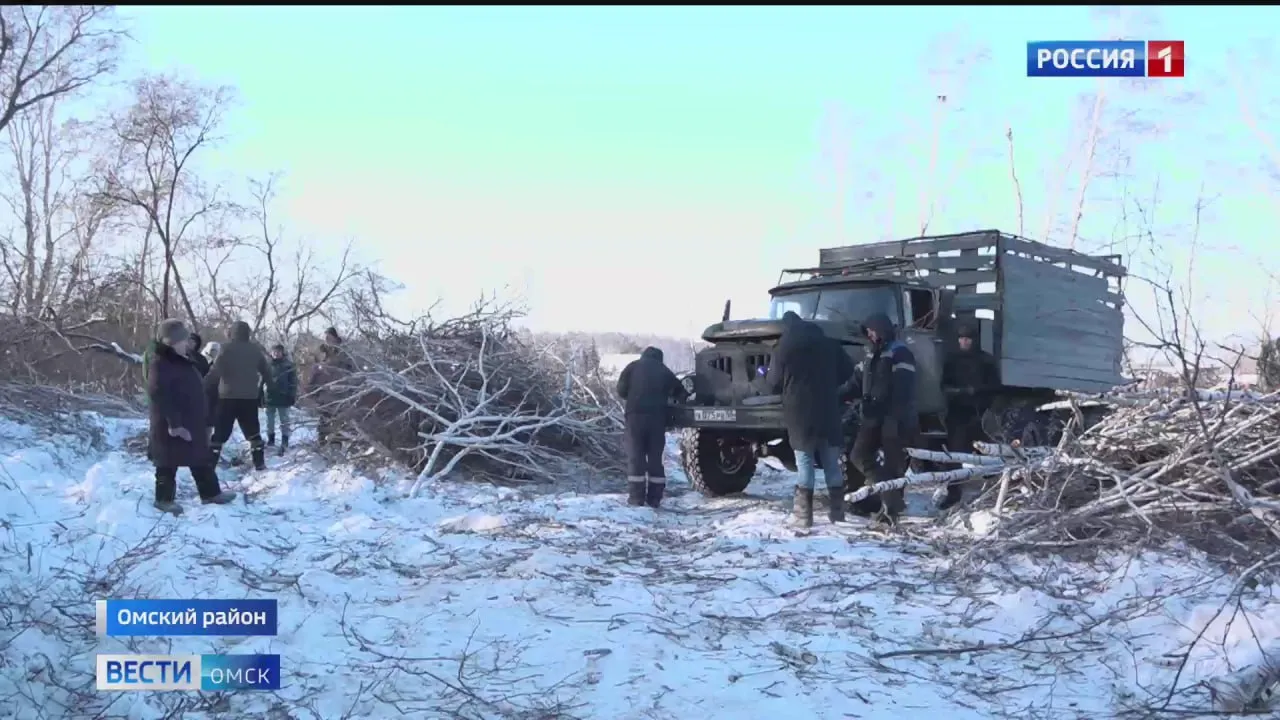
[2,410,1279,719]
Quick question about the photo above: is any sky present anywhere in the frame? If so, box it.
[112,5,1277,342]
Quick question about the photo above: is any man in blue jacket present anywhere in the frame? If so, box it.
[848,312,917,525]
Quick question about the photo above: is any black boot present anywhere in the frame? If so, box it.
[645,480,666,509]
[153,470,183,516]
[849,493,882,518]
[627,477,646,506]
[827,486,845,523]
[193,467,237,505]
[876,488,906,526]
[267,434,275,447]
[251,447,266,471]
[279,435,289,456]
[791,486,814,528]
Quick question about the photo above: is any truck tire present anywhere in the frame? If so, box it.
[679,428,758,496]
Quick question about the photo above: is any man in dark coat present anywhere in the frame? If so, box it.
[937,322,1000,510]
[147,319,236,515]
[186,332,219,439]
[764,311,856,528]
[847,312,917,525]
[314,327,355,444]
[616,346,688,508]
[205,320,274,471]
[263,343,298,455]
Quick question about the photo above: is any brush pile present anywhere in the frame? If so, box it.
[303,300,624,494]
[853,388,1280,563]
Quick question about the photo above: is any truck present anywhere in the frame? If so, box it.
[670,229,1127,497]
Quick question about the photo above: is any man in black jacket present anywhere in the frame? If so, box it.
[848,312,917,525]
[186,332,218,440]
[616,346,688,508]
[937,322,1000,510]
[148,319,236,515]
[765,311,856,528]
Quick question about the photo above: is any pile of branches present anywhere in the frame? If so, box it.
[853,388,1280,564]
[303,299,624,494]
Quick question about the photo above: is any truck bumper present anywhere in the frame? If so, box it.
[669,404,785,431]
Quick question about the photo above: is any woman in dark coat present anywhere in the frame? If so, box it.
[148,319,237,515]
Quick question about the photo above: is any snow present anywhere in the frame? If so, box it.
[2,411,1280,718]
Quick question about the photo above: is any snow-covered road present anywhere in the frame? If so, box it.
[2,412,1278,719]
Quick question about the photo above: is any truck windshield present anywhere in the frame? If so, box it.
[768,285,900,326]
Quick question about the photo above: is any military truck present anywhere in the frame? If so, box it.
[670,229,1127,497]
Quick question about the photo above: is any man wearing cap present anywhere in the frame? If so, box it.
[147,319,236,514]
[938,322,1000,510]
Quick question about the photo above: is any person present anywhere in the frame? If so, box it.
[615,346,687,508]
[147,319,236,514]
[848,312,917,525]
[314,327,355,444]
[187,333,210,376]
[205,320,274,471]
[263,343,298,454]
[937,322,1000,510]
[319,327,355,370]
[765,311,856,528]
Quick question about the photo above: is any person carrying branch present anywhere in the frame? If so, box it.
[313,327,355,444]
[847,312,917,525]
[205,320,274,471]
[765,311,857,528]
[616,346,688,509]
[147,319,236,514]
[936,322,1000,510]
[263,343,298,455]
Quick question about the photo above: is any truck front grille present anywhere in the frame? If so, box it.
[710,356,733,376]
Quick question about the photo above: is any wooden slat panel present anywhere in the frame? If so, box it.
[1002,335,1122,369]
[819,230,998,266]
[1002,235,1127,278]
[1002,308,1123,337]
[999,252,1125,390]
[1001,358,1125,390]
[917,270,998,287]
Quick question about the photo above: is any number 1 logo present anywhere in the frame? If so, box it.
[1147,41,1185,78]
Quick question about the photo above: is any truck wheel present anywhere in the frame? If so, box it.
[679,428,757,496]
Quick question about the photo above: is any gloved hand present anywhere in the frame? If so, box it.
[168,426,192,442]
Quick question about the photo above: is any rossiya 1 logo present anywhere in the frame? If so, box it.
[1026,41,1184,78]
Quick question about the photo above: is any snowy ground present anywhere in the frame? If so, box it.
[2,410,1279,719]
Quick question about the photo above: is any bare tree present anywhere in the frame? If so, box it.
[99,75,233,325]
[0,91,118,319]
[195,173,362,343]
[0,6,124,136]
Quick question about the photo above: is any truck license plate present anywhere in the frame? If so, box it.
[693,408,737,422]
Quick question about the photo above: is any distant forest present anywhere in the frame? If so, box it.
[523,330,708,373]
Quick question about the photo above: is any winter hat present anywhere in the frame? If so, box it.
[324,326,341,342]
[189,332,204,350]
[956,323,978,339]
[156,319,189,344]
[270,343,286,353]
